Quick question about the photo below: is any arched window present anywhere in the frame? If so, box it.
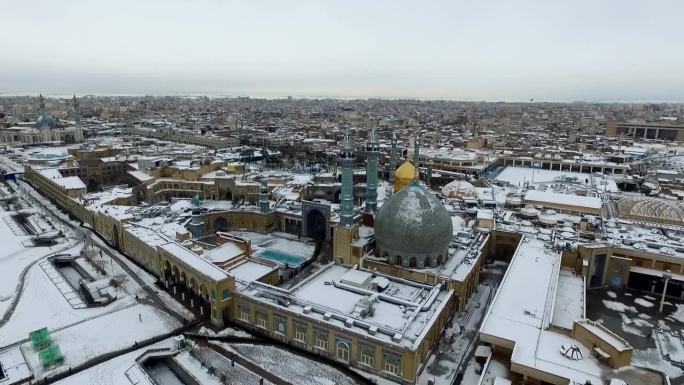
[395,255,402,265]
[425,257,431,267]
[336,340,350,363]
[409,257,417,268]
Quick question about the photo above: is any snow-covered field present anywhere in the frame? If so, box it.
[23,304,180,379]
[0,210,68,316]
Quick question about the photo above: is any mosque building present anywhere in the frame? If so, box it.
[0,94,84,146]
[374,162,453,269]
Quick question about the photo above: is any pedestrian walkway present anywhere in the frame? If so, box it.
[39,260,87,309]
[3,215,26,236]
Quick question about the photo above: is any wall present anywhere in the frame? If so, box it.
[232,295,418,384]
[572,321,633,368]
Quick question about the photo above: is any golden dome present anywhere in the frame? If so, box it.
[395,161,418,179]
[394,161,419,192]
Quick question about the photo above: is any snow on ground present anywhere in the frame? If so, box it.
[602,300,637,313]
[0,262,137,346]
[632,347,683,379]
[460,359,483,385]
[24,304,180,379]
[86,233,194,322]
[621,323,646,337]
[607,291,617,299]
[197,325,253,339]
[479,358,510,385]
[191,342,274,385]
[620,313,653,329]
[634,298,654,308]
[52,340,174,385]
[669,304,684,323]
[0,211,74,316]
[655,330,684,365]
[174,350,224,385]
[418,284,492,385]
[658,320,671,331]
[216,342,358,385]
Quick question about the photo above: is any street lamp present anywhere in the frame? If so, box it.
[659,270,672,313]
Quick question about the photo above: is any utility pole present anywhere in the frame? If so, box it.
[659,270,672,313]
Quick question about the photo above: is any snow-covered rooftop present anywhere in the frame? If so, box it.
[239,264,452,349]
[159,242,231,282]
[479,237,606,385]
[525,190,602,210]
[229,261,276,283]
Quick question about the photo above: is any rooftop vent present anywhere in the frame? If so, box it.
[303,306,312,314]
[392,333,402,343]
[323,312,332,321]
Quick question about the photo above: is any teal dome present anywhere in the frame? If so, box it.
[36,114,56,128]
[374,183,452,268]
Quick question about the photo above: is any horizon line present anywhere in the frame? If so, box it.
[0,91,683,105]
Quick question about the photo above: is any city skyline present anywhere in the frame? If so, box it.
[1,0,683,102]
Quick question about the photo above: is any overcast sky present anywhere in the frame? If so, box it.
[1,0,682,101]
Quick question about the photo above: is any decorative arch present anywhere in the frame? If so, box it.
[335,340,350,363]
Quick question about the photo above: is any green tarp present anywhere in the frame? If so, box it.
[38,345,63,368]
[29,328,51,350]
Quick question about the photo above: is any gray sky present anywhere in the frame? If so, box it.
[1,0,682,101]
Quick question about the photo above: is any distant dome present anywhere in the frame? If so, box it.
[441,179,476,199]
[35,114,56,128]
[375,182,452,268]
[616,197,684,225]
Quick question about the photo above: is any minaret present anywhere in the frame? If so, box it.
[258,179,270,213]
[72,94,80,125]
[365,127,379,213]
[333,127,361,266]
[39,94,46,114]
[388,126,398,184]
[413,131,421,165]
[188,194,205,238]
[339,127,355,226]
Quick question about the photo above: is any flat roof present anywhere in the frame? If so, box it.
[52,176,87,190]
[239,264,452,349]
[479,237,605,385]
[229,261,276,283]
[525,190,602,210]
[128,170,154,182]
[203,242,244,263]
[159,242,230,282]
